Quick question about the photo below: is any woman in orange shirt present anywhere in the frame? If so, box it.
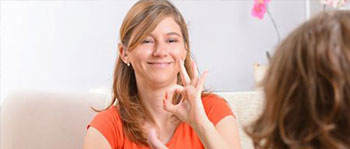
[83,0,242,149]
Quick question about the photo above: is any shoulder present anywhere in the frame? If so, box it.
[87,106,124,148]
[202,93,226,104]
[88,106,122,129]
[201,94,230,111]
[94,106,121,123]
[201,94,235,125]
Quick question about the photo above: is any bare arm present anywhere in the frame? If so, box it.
[194,116,242,149]
[83,127,111,149]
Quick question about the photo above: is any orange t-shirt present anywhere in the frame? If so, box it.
[87,94,235,149]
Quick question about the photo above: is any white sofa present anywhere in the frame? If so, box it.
[0,90,263,149]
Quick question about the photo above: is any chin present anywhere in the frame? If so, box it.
[149,74,177,85]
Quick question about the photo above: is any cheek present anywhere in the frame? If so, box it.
[170,47,187,60]
[129,47,152,62]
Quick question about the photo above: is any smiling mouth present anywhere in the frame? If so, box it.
[147,62,173,68]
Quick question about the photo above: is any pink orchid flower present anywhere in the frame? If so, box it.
[252,0,271,19]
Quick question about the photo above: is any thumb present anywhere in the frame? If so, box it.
[148,129,168,149]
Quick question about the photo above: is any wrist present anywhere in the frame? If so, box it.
[191,117,215,135]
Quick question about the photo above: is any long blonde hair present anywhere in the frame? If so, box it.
[106,0,195,145]
[245,10,350,149]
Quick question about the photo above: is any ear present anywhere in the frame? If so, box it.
[184,44,189,58]
[184,44,188,50]
[118,43,129,64]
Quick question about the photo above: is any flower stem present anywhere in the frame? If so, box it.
[266,6,281,61]
[267,6,281,43]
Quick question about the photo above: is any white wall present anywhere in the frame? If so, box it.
[0,0,307,103]
[307,0,350,18]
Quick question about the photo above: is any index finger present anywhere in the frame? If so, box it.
[178,59,190,86]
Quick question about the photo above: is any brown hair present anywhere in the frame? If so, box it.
[245,10,350,149]
[101,0,197,145]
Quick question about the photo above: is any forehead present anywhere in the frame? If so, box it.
[150,17,182,36]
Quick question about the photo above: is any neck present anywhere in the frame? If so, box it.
[136,77,177,128]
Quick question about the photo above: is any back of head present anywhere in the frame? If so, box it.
[246,10,350,149]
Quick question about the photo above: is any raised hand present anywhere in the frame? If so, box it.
[163,59,209,128]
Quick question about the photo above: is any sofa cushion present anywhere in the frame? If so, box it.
[0,90,107,149]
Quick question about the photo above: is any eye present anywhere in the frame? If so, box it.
[167,39,178,43]
[142,38,154,44]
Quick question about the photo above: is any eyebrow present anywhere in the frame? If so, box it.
[166,32,182,37]
[149,32,182,38]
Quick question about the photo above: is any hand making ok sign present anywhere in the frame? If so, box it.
[162,59,209,128]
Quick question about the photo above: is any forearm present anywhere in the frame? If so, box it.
[192,118,235,149]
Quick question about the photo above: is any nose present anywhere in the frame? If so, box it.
[152,42,168,57]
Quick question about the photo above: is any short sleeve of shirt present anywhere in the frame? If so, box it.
[87,107,123,148]
[202,94,235,126]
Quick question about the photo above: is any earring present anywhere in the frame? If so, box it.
[127,63,130,67]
